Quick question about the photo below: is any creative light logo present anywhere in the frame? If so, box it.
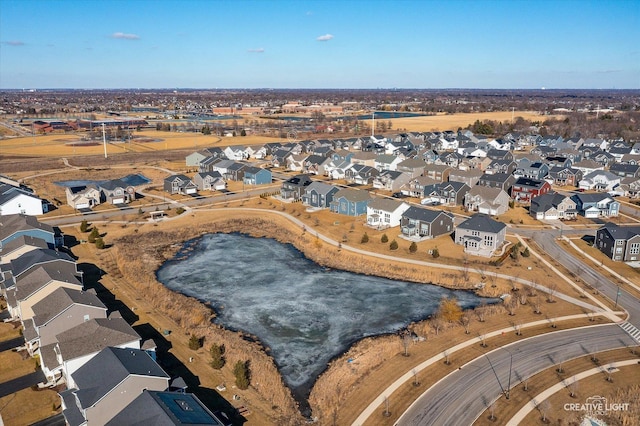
[564,395,630,416]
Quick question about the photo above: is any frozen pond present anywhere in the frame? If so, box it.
[156,233,496,405]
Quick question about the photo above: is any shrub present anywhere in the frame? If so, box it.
[381,234,388,243]
[234,360,250,390]
[361,233,369,244]
[176,207,185,215]
[80,220,88,233]
[209,343,225,369]
[409,242,418,253]
[522,247,530,257]
[94,237,105,250]
[389,240,398,250]
[88,227,99,243]
[432,248,440,258]
[188,335,202,350]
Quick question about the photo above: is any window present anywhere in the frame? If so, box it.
[630,243,640,255]
[83,314,90,322]
[471,230,480,236]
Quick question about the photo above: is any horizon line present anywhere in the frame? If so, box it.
[1,87,639,91]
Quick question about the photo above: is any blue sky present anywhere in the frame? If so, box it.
[1,0,638,89]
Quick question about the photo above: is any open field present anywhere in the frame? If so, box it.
[387,111,555,132]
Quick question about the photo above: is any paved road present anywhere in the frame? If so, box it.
[397,325,637,426]
[0,370,45,399]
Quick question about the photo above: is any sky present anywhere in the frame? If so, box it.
[0,0,638,89]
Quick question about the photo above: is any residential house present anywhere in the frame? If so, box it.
[595,223,640,262]
[366,198,410,228]
[400,207,454,239]
[578,170,621,192]
[194,171,226,191]
[330,189,372,216]
[97,179,135,205]
[243,167,272,186]
[280,174,313,201]
[286,154,307,172]
[198,156,222,173]
[573,159,604,175]
[609,163,640,179]
[0,214,62,249]
[396,158,426,178]
[529,192,578,220]
[372,170,412,192]
[478,173,516,195]
[514,162,549,180]
[66,185,101,210]
[0,235,48,265]
[571,193,620,218]
[224,162,247,181]
[23,287,107,356]
[0,184,48,216]
[1,249,79,294]
[484,160,517,175]
[302,182,339,209]
[271,149,293,168]
[345,164,379,185]
[404,176,438,198]
[163,175,197,195]
[223,145,248,161]
[303,155,332,175]
[60,347,170,426]
[448,169,484,188]
[423,164,453,183]
[618,177,640,199]
[511,177,552,203]
[374,154,403,172]
[350,151,378,167]
[464,186,510,216]
[40,314,141,386]
[454,214,507,257]
[422,181,470,206]
[486,149,514,161]
[547,166,583,187]
[6,263,83,321]
[106,390,229,425]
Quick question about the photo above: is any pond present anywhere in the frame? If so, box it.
[156,233,497,411]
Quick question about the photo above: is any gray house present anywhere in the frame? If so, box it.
[400,206,454,239]
[0,214,62,249]
[330,188,372,216]
[23,287,107,356]
[529,192,578,221]
[455,214,507,257]
[281,174,313,200]
[302,182,339,209]
[194,171,226,191]
[595,223,640,262]
[164,175,197,195]
[60,347,170,426]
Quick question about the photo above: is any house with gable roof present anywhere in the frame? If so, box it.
[464,186,510,216]
[578,170,621,191]
[243,166,272,186]
[400,206,454,239]
[60,346,169,426]
[511,177,552,204]
[164,175,198,195]
[366,198,410,228]
[372,170,412,192]
[302,181,339,209]
[66,185,101,210]
[547,166,583,186]
[529,192,578,221]
[0,183,48,216]
[595,223,640,262]
[454,214,507,257]
[194,171,226,191]
[97,179,136,205]
[281,174,313,200]
[0,213,62,249]
[330,188,372,216]
[0,235,48,265]
[571,193,620,218]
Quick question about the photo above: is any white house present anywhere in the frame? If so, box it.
[0,185,47,216]
[578,170,621,191]
[366,198,410,229]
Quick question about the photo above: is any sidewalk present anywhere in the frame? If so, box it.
[350,312,619,426]
[506,359,639,425]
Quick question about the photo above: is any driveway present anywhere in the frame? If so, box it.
[0,370,45,399]
[0,337,24,353]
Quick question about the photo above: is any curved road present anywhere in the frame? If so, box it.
[397,325,637,426]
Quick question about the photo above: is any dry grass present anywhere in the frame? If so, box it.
[487,348,640,426]
[388,111,557,132]
[0,387,61,426]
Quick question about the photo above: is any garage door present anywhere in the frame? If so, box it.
[76,203,89,209]
[186,188,197,194]
[112,198,125,204]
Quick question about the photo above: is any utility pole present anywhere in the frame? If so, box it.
[615,285,620,308]
[102,123,107,159]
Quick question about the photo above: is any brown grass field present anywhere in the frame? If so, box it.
[389,110,551,132]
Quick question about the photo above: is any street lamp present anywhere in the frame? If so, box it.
[615,285,621,309]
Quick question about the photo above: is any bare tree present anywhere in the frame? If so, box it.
[606,363,615,382]
[514,322,523,336]
[431,315,445,336]
[506,297,518,316]
[475,264,488,282]
[539,400,551,423]
[569,377,579,398]
[518,293,528,305]
[523,378,529,391]
[476,303,487,322]
[461,310,473,334]
[402,333,411,357]
[383,396,391,417]
[488,400,498,421]
[443,350,451,365]
[479,333,488,348]
[533,295,542,314]
[556,361,564,374]
[547,282,558,303]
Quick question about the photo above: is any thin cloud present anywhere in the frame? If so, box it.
[3,40,25,46]
[247,48,265,53]
[316,34,334,42]
[110,32,140,40]
[596,69,622,74]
